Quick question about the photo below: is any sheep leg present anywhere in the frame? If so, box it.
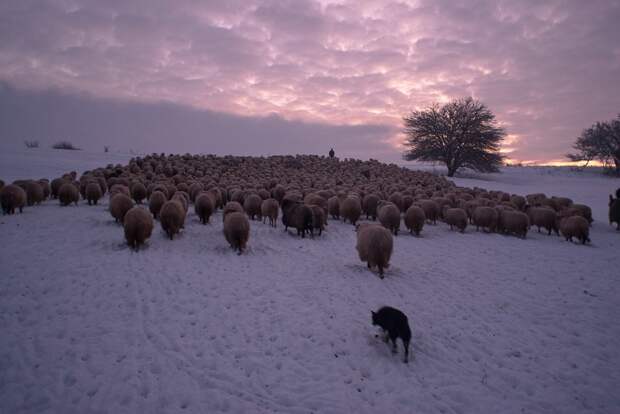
[390,337,398,354]
[403,339,410,363]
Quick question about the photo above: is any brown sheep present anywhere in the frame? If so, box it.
[388,192,403,212]
[50,178,67,199]
[472,206,498,233]
[525,206,558,235]
[160,200,186,239]
[195,192,215,224]
[131,182,147,204]
[58,183,79,206]
[149,191,167,219]
[282,198,313,238]
[570,204,593,224]
[404,205,425,236]
[340,196,362,225]
[362,193,380,220]
[309,205,326,236]
[124,207,154,250]
[417,199,439,224]
[0,184,27,214]
[109,193,134,223]
[243,193,263,220]
[223,201,244,221]
[110,184,131,198]
[224,211,250,254]
[498,210,529,238]
[559,215,590,244]
[327,196,340,219]
[444,207,468,233]
[261,198,279,227]
[356,223,393,279]
[378,203,401,235]
[85,182,103,205]
[25,181,44,206]
[188,182,204,202]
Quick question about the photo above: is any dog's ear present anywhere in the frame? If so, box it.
[371,311,375,316]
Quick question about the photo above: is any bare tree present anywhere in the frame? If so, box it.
[403,97,506,177]
[567,115,620,174]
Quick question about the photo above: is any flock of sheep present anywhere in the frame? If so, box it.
[2,153,619,278]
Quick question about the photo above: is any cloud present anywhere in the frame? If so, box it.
[0,0,619,163]
[0,82,397,161]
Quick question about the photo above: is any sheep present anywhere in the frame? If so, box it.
[58,183,79,206]
[378,202,401,235]
[50,178,67,199]
[223,201,244,221]
[0,184,27,214]
[362,194,380,220]
[110,184,131,198]
[223,211,250,254]
[85,182,103,205]
[109,193,134,223]
[149,191,167,219]
[261,198,279,227]
[472,206,498,232]
[160,200,186,239]
[551,196,573,211]
[417,199,439,224]
[25,181,44,206]
[188,182,204,202]
[404,205,425,236]
[309,205,326,236]
[525,206,558,235]
[131,182,147,204]
[243,193,263,220]
[281,198,313,238]
[195,192,215,224]
[498,210,529,238]
[123,207,154,250]
[510,195,526,211]
[356,223,393,279]
[340,196,362,225]
[559,215,590,244]
[388,192,404,212]
[444,207,468,233]
[327,196,340,219]
[172,192,189,214]
[570,204,593,224]
[609,194,620,230]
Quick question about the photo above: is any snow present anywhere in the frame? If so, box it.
[1,149,619,414]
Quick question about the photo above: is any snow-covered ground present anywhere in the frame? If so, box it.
[1,150,619,414]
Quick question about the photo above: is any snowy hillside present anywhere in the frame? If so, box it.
[1,149,619,414]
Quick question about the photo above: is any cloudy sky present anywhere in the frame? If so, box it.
[1,0,619,163]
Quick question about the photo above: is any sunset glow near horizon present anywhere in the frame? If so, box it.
[1,0,619,165]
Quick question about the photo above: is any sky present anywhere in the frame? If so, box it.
[1,0,619,164]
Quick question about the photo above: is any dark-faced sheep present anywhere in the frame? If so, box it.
[261,198,279,227]
[58,183,79,206]
[356,223,393,279]
[444,207,468,233]
[149,191,167,219]
[472,206,498,233]
[160,200,186,239]
[282,198,313,238]
[224,211,250,254]
[559,215,590,244]
[110,193,134,223]
[1,184,27,214]
[340,196,362,225]
[124,207,154,250]
[243,194,263,220]
[525,206,558,235]
[404,205,425,236]
[195,192,215,224]
[85,182,103,205]
[378,203,401,235]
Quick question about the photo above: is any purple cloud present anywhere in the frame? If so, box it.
[1,0,619,164]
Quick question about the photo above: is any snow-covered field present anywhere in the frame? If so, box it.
[1,149,619,414]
